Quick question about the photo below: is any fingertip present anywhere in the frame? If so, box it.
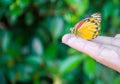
[62,34,72,43]
[115,34,120,39]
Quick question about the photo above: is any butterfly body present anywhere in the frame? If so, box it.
[71,13,101,40]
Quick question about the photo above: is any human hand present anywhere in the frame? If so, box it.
[62,34,120,73]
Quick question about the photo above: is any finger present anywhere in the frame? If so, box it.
[62,34,120,58]
[92,36,120,47]
[62,34,120,72]
[62,34,120,54]
[115,34,120,39]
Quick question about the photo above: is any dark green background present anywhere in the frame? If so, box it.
[0,0,120,84]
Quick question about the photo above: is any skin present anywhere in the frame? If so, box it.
[62,34,120,73]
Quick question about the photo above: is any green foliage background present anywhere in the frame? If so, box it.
[0,0,120,84]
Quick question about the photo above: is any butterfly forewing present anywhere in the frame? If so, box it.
[72,13,101,40]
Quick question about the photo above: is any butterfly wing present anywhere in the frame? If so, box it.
[75,13,101,40]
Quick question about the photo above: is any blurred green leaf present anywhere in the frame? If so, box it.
[25,55,43,67]
[111,76,120,84]
[0,7,6,19]
[25,12,34,25]
[102,1,114,19]
[7,69,16,83]
[8,4,23,23]
[112,7,120,26]
[16,0,29,8]
[68,48,79,55]
[0,70,6,84]
[15,64,34,82]
[34,0,48,5]
[46,60,59,75]
[31,37,43,56]
[83,57,96,79]
[8,0,28,24]
[2,31,10,52]
[53,76,62,84]
[45,43,58,59]
[0,0,13,5]
[95,80,104,84]
[65,0,89,16]
[59,55,85,74]
[50,16,64,39]
[63,12,79,24]
[0,55,14,68]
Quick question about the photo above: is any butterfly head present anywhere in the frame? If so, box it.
[70,27,77,34]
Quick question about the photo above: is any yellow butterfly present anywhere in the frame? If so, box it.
[70,13,101,40]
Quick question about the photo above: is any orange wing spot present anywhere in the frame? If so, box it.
[76,20,85,29]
